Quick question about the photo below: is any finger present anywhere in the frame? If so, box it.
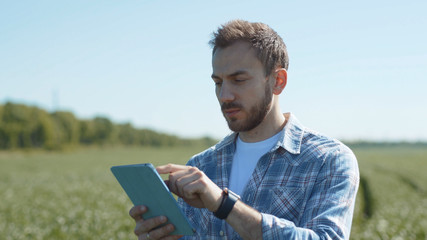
[129,205,148,221]
[181,179,203,199]
[166,167,198,195]
[145,223,176,239]
[181,174,223,212]
[134,216,168,236]
[164,180,170,189]
[164,170,191,194]
[156,164,189,174]
[172,169,203,197]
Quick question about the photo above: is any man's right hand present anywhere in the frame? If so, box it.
[129,205,183,240]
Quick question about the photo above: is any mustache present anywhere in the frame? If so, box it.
[221,102,243,111]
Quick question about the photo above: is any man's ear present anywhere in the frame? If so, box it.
[273,68,287,95]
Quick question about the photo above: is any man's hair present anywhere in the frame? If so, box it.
[209,19,289,76]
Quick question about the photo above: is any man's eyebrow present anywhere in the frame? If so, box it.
[228,70,248,78]
[211,73,220,79]
[211,70,249,79]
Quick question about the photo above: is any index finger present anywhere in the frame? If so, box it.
[129,205,147,221]
[156,164,189,174]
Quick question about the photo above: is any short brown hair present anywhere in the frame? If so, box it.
[209,19,289,76]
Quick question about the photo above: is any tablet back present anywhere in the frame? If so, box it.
[111,163,195,236]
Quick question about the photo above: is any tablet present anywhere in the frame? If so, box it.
[111,163,195,236]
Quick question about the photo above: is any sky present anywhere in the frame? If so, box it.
[1,0,426,141]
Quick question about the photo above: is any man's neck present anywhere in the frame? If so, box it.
[238,111,288,143]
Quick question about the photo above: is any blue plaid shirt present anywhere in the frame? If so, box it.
[178,114,359,239]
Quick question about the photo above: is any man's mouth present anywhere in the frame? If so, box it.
[223,108,240,118]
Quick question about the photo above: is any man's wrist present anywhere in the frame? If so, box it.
[213,188,240,219]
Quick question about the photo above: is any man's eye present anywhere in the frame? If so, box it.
[214,81,222,86]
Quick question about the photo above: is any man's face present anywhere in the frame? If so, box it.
[211,41,273,132]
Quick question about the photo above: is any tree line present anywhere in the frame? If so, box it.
[0,102,217,150]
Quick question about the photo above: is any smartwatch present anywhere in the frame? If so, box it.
[213,188,240,219]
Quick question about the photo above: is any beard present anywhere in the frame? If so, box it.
[221,82,273,132]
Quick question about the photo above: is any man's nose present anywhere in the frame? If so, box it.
[218,83,235,103]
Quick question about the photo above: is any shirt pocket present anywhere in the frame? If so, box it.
[267,186,306,224]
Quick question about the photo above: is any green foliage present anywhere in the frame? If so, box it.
[358,175,374,219]
[79,119,96,145]
[51,111,80,146]
[0,146,426,239]
[0,102,216,150]
[350,146,427,239]
[0,102,56,149]
[0,146,205,240]
[92,117,114,144]
[117,123,136,145]
[345,140,427,149]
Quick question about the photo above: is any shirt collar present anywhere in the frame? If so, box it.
[276,113,304,154]
[214,113,305,155]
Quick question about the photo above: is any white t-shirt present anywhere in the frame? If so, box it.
[229,131,282,196]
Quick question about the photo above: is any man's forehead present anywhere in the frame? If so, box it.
[212,41,254,62]
[212,42,261,77]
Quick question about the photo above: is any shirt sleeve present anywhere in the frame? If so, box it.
[177,197,193,240]
[176,158,205,239]
[261,147,360,240]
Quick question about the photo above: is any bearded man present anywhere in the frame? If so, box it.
[129,20,359,240]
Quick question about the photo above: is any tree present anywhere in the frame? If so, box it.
[0,102,218,150]
[0,102,56,149]
[117,123,137,145]
[51,111,80,146]
[93,117,114,144]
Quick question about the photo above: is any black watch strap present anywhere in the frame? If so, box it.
[214,188,240,219]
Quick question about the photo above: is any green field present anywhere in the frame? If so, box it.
[350,146,427,240]
[1,145,426,239]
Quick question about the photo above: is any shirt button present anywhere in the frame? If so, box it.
[219,230,224,236]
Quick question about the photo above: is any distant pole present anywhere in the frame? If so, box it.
[52,89,59,112]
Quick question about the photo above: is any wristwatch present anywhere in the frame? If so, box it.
[213,188,240,219]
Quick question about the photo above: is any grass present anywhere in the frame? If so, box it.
[0,146,204,240]
[350,146,427,240]
[0,145,426,239]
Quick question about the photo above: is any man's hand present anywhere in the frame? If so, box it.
[129,205,182,240]
[157,164,223,212]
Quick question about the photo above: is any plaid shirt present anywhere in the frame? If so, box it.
[178,114,359,239]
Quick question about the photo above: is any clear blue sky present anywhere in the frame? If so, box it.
[1,0,426,141]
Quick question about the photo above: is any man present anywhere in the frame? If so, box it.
[129,20,359,240]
